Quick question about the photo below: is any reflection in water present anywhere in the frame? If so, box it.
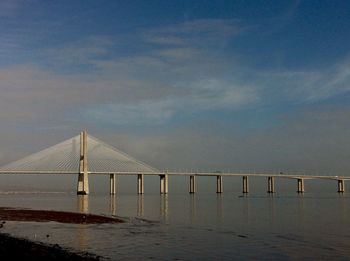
[190,194,197,224]
[297,194,305,226]
[77,195,89,214]
[160,194,169,223]
[268,195,276,226]
[137,195,144,218]
[242,195,250,220]
[77,224,88,252]
[339,194,348,225]
[3,193,350,260]
[76,195,89,253]
[216,194,223,223]
[109,195,117,216]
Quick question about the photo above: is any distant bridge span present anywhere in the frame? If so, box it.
[0,131,347,194]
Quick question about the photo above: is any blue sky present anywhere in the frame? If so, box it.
[0,0,350,175]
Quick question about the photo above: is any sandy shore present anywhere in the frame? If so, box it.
[0,207,124,259]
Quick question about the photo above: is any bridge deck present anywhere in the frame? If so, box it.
[0,170,348,180]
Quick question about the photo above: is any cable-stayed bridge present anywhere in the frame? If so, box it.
[0,131,348,194]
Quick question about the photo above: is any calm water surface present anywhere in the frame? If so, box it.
[0,191,350,260]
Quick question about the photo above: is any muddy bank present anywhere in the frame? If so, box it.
[0,232,100,260]
[0,207,124,259]
[0,207,124,224]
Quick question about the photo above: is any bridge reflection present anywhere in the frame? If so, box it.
[76,195,89,253]
[110,195,117,216]
[160,195,169,222]
[77,195,89,213]
[137,195,144,217]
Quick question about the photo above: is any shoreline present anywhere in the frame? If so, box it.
[0,207,125,259]
[0,232,101,260]
[0,207,124,224]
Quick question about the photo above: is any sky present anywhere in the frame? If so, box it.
[1,0,350,177]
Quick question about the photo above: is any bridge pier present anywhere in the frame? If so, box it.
[77,131,89,195]
[77,173,89,195]
[338,179,345,193]
[216,175,223,193]
[297,178,304,193]
[137,174,144,194]
[242,176,249,193]
[160,174,169,194]
[110,174,116,195]
[77,195,89,213]
[189,175,196,193]
[137,195,144,217]
[267,176,275,193]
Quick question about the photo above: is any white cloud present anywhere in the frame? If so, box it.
[85,78,258,125]
[190,79,258,108]
[44,36,114,68]
[257,60,350,103]
[0,18,350,130]
[88,100,175,125]
[0,17,350,174]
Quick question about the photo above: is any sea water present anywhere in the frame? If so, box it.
[0,176,350,260]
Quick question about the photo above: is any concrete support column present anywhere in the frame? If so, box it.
[297,178,304,193]
[160,174,169,194]
[110,174,116,195]
[189,175,196,193]
[338,179,345,193]
[137,174,144,194]
[267,176,275,193]
[216,175,223,193]
[243,176,249,194]
[77,131,89,195]
[137,195,144,217]
[160,175,165,194]
[77,195,89,213]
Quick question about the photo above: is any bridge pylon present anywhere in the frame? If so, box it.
[77,131,89,195]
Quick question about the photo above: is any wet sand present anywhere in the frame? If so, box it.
[0,207,124,259]
[0,207,124,224]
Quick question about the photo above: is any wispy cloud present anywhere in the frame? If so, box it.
[144,19,243,48]
[87,79,258,125]
[43,37,114,70]
[257,60,350,103]
[0,0,25,17]
[0,12,350,174]
[1,18,350,129]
